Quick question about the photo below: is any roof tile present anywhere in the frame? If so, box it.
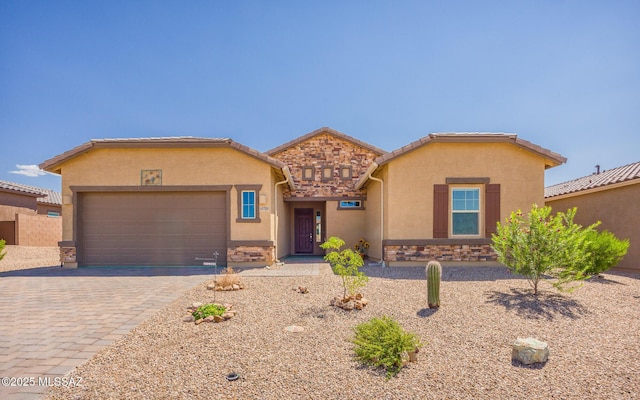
[545,161,640,198]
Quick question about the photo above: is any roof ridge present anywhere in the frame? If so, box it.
[265,127,387,156]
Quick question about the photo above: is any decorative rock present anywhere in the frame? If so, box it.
[512,338,549,365]
[204,316,215,323]
[195,318,204,325]
[213,315,225,323]
[192,302,203,309]
[296,286,309,294]
[284,325,304,333]
[183,315,194,322]
[408,348,419,363]
[354,301,363,310]
[221,313,233,320]
[223,285,232,291]
[206,283,216,290]
[342,301,354,311]
[360,298,369,306]
[232,284,240,290]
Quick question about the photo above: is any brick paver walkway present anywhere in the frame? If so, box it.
[0,266,213,399]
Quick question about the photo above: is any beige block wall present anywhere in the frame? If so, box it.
[545,183,639,272]
[325,200,367,253]
[385,142,546,239]
[59,147,275,242]
[15,213,62,246]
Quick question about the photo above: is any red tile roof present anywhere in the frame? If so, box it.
[545,161,640,198]
[39,137,288,173]
[0,180,62,205]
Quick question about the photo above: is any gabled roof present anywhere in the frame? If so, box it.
[545,161,640,199]
[0,180,62,205]
[40,136,289,173]
[356,133,566,190]
[266,127,387,156]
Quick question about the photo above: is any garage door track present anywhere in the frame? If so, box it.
[0,266,212,399]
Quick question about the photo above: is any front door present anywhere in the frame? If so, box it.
[294,208,314,253]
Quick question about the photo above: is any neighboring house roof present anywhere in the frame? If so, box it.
[266,127,387,156]
[545,161,640,199]
[40,136,295,190]
[356,133,567,190]
[0,180,62,205]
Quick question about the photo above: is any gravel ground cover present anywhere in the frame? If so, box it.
[0,245,60,273]
[45,263,640,400]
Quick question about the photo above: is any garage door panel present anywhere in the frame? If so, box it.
[79,191,227,266]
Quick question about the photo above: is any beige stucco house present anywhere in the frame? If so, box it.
[0,180,62,246]
[40,128,565,268]
[545,162,639,272]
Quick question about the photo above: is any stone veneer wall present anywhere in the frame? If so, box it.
[227,245,275,264]
[60,245,76,265]
[384,244,497,262]
[270,132,380,198]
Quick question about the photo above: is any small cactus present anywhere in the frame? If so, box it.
[427,260,441,309]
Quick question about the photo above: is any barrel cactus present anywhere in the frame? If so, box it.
[426,260,441,308]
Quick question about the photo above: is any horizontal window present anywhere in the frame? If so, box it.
[338,200,362,209]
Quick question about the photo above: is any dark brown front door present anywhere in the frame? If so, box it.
[294,208,314,254]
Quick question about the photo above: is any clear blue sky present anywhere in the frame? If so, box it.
[2,0,639,192]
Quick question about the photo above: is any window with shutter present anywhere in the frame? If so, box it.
[485,184,500,237]
[433,184,449,238]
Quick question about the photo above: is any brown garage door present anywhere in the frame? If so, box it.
[78,191,227,266]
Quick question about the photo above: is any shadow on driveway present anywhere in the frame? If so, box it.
[0,266,217,278]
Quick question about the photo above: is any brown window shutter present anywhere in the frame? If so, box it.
[485,184,500,237]
[433,184,449,238]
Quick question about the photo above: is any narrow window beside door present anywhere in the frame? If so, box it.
[241,191,256,219]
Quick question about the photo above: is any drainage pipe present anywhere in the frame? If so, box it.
[366,165,385,267]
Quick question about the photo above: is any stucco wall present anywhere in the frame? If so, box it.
[384,142,546,239]
[0,191,38,221]
[59,147,276,243]
[545,183,639,272]
[325,200,367,254]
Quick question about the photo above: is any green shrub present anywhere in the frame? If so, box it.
[352,316,423,378]
[0,239,6,261]
[192,303,226,320]
[583,230,629,275]
[492,205,598,295]
[320,236,368,299]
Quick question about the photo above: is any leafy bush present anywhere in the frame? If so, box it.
[352,316,423,378]
[320,236,368,299]
[0,239,5,261]
[492,205,598,295]
[583,229,629,275]
[192,303,226,320]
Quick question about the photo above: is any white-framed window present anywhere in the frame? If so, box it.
[338,200,362,209]
[451,188,480,235]
[241,190,256,219]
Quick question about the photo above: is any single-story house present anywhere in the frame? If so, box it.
[40,128,566,268]
[0,180,62,246]
[545,162,639,272]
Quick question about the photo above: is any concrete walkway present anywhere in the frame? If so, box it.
[0,266,214,400]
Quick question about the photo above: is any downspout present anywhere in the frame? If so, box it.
[273,166,293,264]
[365,163,385,267]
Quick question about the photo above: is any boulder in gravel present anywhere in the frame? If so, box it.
[183,315,195,322]
[512,337,549,365]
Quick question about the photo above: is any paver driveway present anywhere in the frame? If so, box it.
[0,266,213,399]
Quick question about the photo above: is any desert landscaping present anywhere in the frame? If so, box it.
[0,252,623,399]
